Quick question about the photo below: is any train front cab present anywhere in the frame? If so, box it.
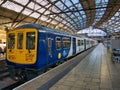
[6,28,38,80]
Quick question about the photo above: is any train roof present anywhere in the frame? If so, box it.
[15,23,72,36]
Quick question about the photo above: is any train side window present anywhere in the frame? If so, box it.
[87,40,89,44]
[56,37,61,50]
[17,33,23,49]
[26,32,35,50]
[80,40,82,46]
[88,40,89,44]
[78,40,80,46]
[82,40,84,45]
[62,38,70,48]
[81,40,83,45]
[8,33,15,49]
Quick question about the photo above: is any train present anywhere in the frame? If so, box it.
[6,24,97,80]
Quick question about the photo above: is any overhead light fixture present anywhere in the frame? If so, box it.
[50,0,57,2]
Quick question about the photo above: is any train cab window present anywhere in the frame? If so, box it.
[17,33,23,49]
[56,37,61,50]
[26,32,35,50]
[8,34,15,49]
[62,38,70,48]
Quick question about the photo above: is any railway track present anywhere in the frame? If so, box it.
[0,59,16,90]
[0,59,8,76]
[0,58,71,89]
[0,59,26,90]
[0,64,18,90]
[0,59,6,66]
[1,81,24,90]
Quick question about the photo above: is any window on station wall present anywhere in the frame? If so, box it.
[17,33,23,49]
[8,33,15,49]
[56,37,61,50]
[62,38,70,48]
[26,32,35,50]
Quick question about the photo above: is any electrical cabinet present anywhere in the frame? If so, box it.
[111,39,120,62]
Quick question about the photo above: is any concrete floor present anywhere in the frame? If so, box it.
[49,43,120,90]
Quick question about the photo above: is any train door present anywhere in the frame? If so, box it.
[16,32,25,63]
[47,36,54,65]
[17,30,37,64]
[84,39,86,50]
[73,38,76,55]
[25,31,37,64]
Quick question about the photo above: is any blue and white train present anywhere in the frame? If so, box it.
[6,24,97,80]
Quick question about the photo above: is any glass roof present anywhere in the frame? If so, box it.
[93,0,108,25]
[0,0,120,36]
[100,9,120,34]
[2,1,23,12]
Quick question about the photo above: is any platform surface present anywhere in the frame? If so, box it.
[49,43,120,90]
[14,44,120,90]
[0,53,6,60]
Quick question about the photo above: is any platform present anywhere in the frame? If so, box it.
[14,43,120,90]
[0,53,6,60]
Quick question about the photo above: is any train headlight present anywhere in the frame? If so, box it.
[26,57,32,62]
[8,55,15,60]
[26,54,34,62]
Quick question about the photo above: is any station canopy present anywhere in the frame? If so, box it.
[77,26,107,37]
[0,0,120,36]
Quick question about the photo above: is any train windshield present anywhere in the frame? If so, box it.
[26,32,35,50]
[17,33,23,49]
[8,33,15,49]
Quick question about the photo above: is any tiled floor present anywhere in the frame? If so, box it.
[50,43,120,90]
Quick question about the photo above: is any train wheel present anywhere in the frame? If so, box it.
[16,70,27,81]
